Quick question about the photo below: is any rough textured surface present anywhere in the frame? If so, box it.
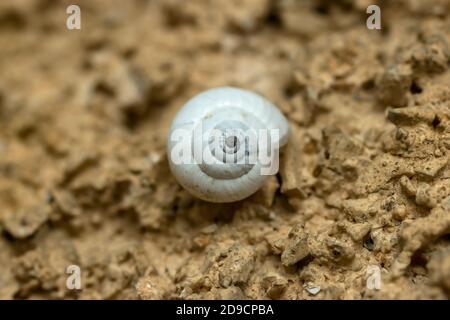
[0,0,449,300]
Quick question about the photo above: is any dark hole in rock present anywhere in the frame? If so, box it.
[432,115,441,128]
[332,249,341,257]
[265,9,282,28]
[410,251,428,269]
[410,81,423,94]
[363,233,374,251]
[315,4,330,15]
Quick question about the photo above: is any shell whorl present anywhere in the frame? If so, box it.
[167,87,289,203]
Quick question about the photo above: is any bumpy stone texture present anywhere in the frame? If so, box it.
[0,0,449,299]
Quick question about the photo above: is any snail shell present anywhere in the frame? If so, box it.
[167,87,289,203]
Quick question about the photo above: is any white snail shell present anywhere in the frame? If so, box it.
[167,87,289,203]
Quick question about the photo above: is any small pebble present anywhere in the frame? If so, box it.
[303,283,321,296]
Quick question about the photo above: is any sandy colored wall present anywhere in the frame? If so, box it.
[0,0,449,299]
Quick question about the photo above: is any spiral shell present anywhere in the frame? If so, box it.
[167,87,289,203]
